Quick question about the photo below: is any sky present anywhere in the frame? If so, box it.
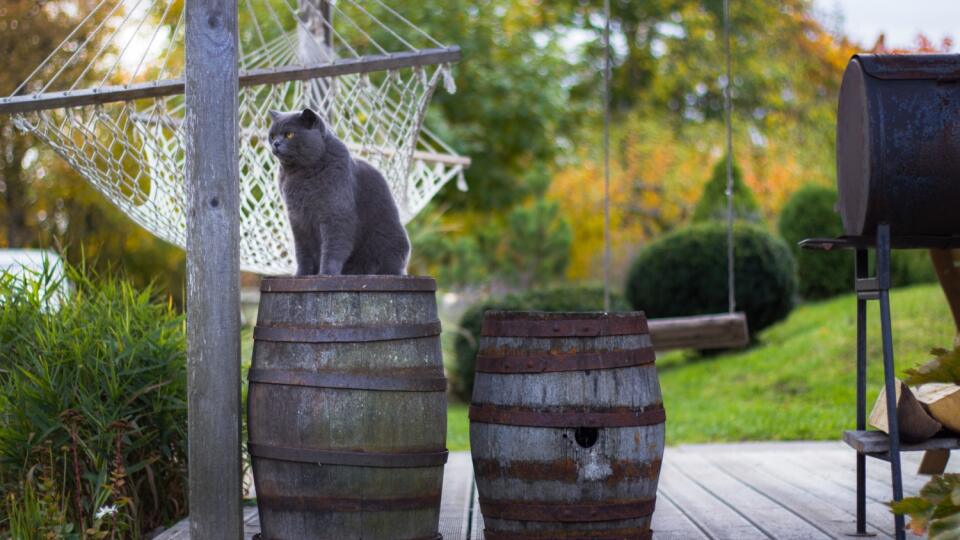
[812,0,960,50]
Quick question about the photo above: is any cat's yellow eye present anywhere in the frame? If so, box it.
[284,132,294,140]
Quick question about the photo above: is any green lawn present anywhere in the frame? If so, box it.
[445,284,955,450]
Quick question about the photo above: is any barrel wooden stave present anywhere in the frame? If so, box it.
[470,313,664,539]
[248,276,445,540]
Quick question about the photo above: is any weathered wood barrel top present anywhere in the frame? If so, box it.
[837,54,960,237]
[470,311,665,540]
[248,275,447,540]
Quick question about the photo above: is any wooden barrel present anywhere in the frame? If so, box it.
[248,275,447,540]
[469,311,665,540]
[837,54,960,237]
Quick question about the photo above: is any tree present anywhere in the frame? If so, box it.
[0,1,186,303]
[691,155,760,223]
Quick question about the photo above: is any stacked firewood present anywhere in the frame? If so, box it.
[870,380,960,443]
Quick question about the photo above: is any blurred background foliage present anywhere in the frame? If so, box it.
[0,0,949,304]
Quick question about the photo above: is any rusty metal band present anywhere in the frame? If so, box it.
[256,492,441,512]
[483,529,651,540]
[475,348,654,374]
[255,535,440,540]
[248,443,449,468]
[261,275,436,293]
[479,498,656,522]
[481,314,648,338]
[248,368,447,392]
[254,321,441,343]
[469,404,665,428]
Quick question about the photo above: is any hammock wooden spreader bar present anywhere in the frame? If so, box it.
[0,47,461,115]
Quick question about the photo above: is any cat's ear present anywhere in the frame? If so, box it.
[268,110,282,121]
[299,108,324,131]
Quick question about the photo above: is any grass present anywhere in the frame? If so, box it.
[444,283,955,449]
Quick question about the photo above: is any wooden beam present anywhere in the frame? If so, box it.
[185,0,243,538]
[0,47,462,115]
[647,312,750,351]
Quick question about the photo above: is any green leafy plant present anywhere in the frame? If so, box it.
[904,346,960,386]
[0,259,187,537]
[890,474,960,538]
[625,222,797,336]
[450,285,631,402]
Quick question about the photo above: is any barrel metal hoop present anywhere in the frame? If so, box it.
[248,368,447,392]
[248,443,449,468]
[256,535,441,540]
[481,315,648,338]
[483,529,651,540]
[254,321,441,343]
[256,492,442,512]
[261,275,437,293]
[478,498,656,522]
[468,404,665,428]
[475,348,654,374]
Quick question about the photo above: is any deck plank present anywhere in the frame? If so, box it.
[668,450,831,540]
[657,453,768,539]
[703,448,891,539]
[718,447,901,536]
[650,488,710,540]
[439,452,474,540]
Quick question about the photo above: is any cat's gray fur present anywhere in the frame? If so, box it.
[268,108,410,276]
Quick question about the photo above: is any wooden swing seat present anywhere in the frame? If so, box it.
[647,312,749,351]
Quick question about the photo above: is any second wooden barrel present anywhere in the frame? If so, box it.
[470,311,665,540]
[248,275,447,540]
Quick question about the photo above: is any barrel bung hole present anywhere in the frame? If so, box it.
[574,427,599,449]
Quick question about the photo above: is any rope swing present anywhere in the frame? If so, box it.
[600,1,749,350]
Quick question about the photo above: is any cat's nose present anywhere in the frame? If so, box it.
[271,139,281,150]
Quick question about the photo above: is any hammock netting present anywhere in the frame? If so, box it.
[1,0,464,274]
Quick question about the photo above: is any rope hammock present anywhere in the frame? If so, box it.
[0,0,466,275]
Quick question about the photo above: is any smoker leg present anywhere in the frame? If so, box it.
[877,224,906,540]
[853,248,872,537]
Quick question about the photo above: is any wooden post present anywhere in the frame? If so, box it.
[185,0,243,538]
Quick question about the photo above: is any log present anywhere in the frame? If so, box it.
[647,312,749,351]
[869,379,942,443]
[914,383,960,434]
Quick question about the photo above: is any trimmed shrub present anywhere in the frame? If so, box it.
[891,250,938,287]
[450,285,630,402]
[625,222,796,335]
[692,156,761,223]
[778,185,851,300]
[0,262,187,538]
[778,185,936,297]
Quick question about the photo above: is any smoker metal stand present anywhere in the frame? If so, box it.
[801,224,960,540]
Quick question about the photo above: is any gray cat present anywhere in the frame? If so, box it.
[268,108,410,276]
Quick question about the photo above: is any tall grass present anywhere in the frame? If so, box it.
[0,261,187,538]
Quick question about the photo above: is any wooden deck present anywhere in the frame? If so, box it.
[156,441,958,539]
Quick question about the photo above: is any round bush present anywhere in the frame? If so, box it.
[450,286,631,402]
[778,185,850,300]
[625,222,796,335]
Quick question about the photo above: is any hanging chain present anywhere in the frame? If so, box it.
[724,0,736,314]
[603,0,612,312]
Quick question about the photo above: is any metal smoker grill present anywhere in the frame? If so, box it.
[803,53,960,540]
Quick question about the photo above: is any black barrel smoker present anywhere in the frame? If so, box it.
[803,54,960,540]
[837,54,960,238]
